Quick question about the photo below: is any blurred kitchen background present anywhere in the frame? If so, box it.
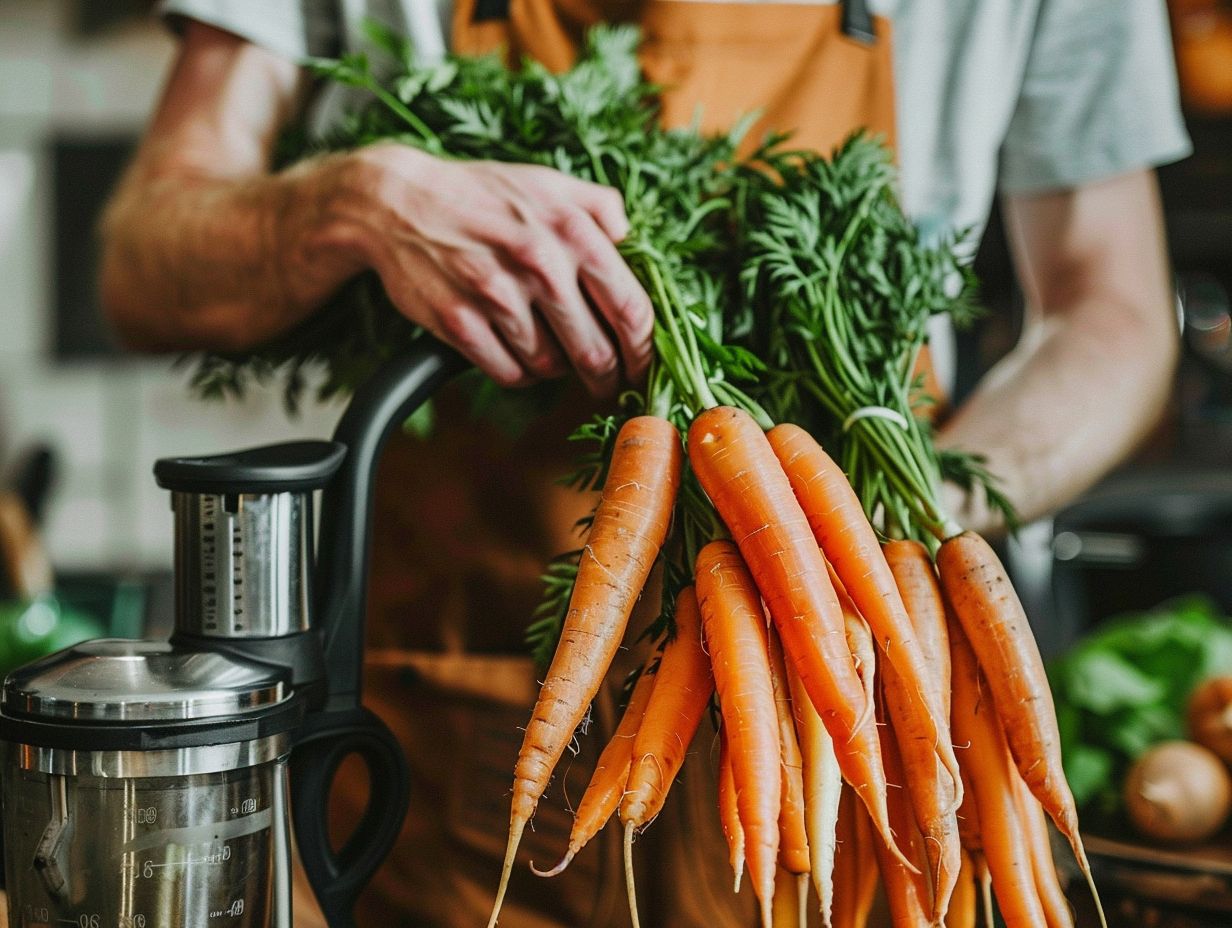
[969,0,1232,659]
[0,0,1230,656]
[0,0,343,652]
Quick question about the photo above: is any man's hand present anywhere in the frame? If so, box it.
[102,22,653,396]
[322,145,652,395]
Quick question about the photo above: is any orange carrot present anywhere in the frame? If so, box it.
[947,803,990,928]
[767,425,962,805]
[883,539,961,922]
[767,626,811,877]
[696,540,782,928]
[771,865,807,928]
[768,626,811,928]
[488,415,681,928]
[719,725,746,893]
[944,850,977,928]
[883,540,951,713]
[936,531,1102,927]
[619,586,714,928]
[688,408,909,872]
[948,615,1047,928]
[955,761,982,856]
[1012,772,1075,928]
[975,856,993,928]
[830,796,857,928]
[786,656,842,927]
[621,587,714,826]
[532,662,657,878]
[872,704,932,927]
[851,795,881,928]
[831,786,879,928]
[827,563,876,731]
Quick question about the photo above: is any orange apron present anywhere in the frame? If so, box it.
[299,4,900,927]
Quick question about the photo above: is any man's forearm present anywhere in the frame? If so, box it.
[100,155,363,352]
[938,171,1179,535]
[936,295,1177,533]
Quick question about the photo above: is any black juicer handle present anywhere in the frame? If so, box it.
[315,339,466,705]
[296,339,463,926]
[289,707,411,928]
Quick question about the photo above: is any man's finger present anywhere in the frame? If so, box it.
[558,209,654,382]
[526,280,620,397]
[487,301,568,380]
[434,305,528,388]
[507,232,621,396]
[563,177,629,242]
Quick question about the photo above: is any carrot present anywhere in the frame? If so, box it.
[695,540,782,928]
[827,563,876,731]
[883,540,960,923]
[830,786,879,928]
[688,408,909,872]
[936,531,1103,928]
[619,586,715,928]
[948,615,1047,928]
[771,865,807,928]
[768,424,962,805]
[955,762,982,856]
[872,704,932,927]
[786,656,842,927]
[531,661,657,878]
[975,856,993,928]
[882,540,951,713]
[830,797,856,928]
[767,626,811,876]
[1012,772,1075,928]
[768,626,811,928]
[488,415,681,928]
[719,725,746,893]
[621,588,714,825]
[944,850,977,928]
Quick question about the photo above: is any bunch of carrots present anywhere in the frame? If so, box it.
[191,26,1106,928]
[486,404,1107,928]
[467,50,1103,926]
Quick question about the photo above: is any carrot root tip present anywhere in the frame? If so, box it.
[529,850,574,878]
[485,816,527,928]
[759,896,773,928]
[1074,842,1107,928]
[623,821,642,928]
[796,873,808,928]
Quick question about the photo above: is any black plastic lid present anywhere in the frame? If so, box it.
[154,440,346,494]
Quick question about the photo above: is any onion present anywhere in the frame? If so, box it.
[1187,676,1232,763]
[1124,741,1232,843]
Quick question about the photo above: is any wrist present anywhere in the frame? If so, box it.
[276,152,379,309]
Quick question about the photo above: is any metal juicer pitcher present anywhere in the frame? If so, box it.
[0,343,464,928]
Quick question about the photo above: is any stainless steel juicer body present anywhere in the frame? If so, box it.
[0,343,465,928]
[1,641,294,928]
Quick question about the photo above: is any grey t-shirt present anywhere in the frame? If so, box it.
[160,0,1191,385]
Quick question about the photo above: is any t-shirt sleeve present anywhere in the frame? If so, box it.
[999,0,1192,194]
[157,0,342,62]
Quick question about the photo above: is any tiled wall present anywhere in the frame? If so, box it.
[0,0,344,571]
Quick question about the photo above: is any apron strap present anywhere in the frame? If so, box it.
[840,0,877,44]
[473,0,511,21]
